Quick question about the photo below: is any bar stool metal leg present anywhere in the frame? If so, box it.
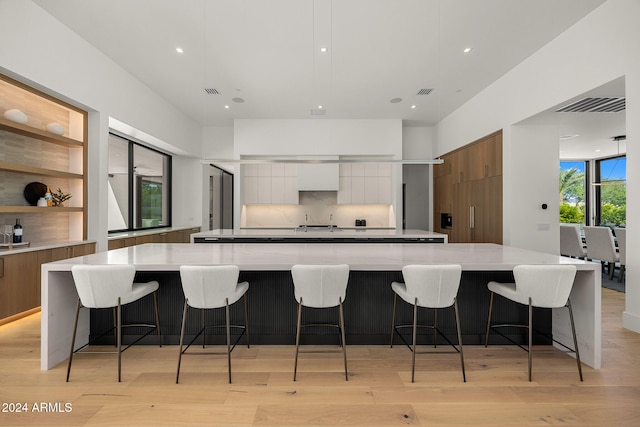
[117,297,122,382]
[485,291,495,347]
[153,291,162,347]
[528,298,533,382]
[411,298,418,383]
[293,298,303,381]
[567,299,583,381]
[339,297,348,381]
[454,299,466,382]
[226,298,232,384]
[66,298,82,382]
[176,300,189,384]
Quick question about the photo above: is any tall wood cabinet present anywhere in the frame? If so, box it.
[434,131,502,244]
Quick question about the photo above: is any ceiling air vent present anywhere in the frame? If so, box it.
[310,108,326,116]
[417,88,434,95]
[556,97,625,113]
[204,88,220,95]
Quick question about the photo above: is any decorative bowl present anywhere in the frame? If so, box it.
[46,122,65,135]
[3,109,28,124]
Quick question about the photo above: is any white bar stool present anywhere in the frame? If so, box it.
[291,264,350,381]
[67,264,161,382]
[485,264,583,381]
[390,264,465,383]
[176,265,249,384]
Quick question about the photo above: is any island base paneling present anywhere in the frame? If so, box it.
[87,270,551,346]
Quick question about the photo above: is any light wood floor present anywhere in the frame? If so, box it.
[1,288,639,426]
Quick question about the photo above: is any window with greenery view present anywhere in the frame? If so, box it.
[108,133,172,232]
[596,156,626,226]
[560,161,586,224]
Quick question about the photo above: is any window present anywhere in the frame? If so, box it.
[108,133,171,232]
[560,161,587,225]
[595,155,626,226]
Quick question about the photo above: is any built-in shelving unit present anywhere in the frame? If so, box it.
[0,73,87,241]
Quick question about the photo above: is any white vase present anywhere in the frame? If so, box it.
[46,122,65,135]
[3,109,28,124]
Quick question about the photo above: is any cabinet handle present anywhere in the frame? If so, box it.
[0,257,4,279]
[470,206,475,229]
[485,165,489,177]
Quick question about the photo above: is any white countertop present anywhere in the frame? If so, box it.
[0,240,95,255]
[43,242,597,272]
[192,228,447,240]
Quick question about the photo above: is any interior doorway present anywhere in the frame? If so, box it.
[209,165,233,230]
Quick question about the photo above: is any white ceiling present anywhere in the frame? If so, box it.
[518,77,626,160]
[33,0,607,130]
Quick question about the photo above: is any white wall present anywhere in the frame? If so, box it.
[435,0,640,333]
[234,119,403,228]
[402,126,434,160]
[0,0,203,250]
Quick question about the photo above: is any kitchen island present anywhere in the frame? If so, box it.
[192,228,448,243]
[41,242,600,371]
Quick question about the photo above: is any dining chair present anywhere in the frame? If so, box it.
[560,224,588,259]
[67,264,161,382]
[583,226,620,279]
[291,264,350,381]
[614,228,626,282]
[176,265,249,384]
[485,264,582,382]
[390,264,465,383]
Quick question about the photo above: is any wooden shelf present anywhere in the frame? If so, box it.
[0,161,83,179]
[0,206,83,213]
[0,116,83,148]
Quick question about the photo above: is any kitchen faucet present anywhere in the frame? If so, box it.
[329,214,334,232]
[303,213,308,231]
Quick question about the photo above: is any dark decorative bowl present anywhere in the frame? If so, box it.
[23,182,48,206]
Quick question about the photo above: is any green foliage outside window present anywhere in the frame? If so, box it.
[560,204,584,223]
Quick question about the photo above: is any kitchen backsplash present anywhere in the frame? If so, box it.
[242,191,395,228]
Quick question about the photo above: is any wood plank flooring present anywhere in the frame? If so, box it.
[1,288,639,426]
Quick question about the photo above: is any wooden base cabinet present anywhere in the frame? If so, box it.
[0,242,95,323]
[0,252,39,319]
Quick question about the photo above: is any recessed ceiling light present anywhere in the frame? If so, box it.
[176,47,184,54]
[320,47,328,53]
[463,47,472,53]
[224,105,230,109]
[318,105,324,109]
[411,105,417,109]
[232,97,245,103]
[595,149,601,152]
[390,98,402,103]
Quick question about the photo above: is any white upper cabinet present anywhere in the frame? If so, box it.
[337,163,392,204]
[242,163,298,205]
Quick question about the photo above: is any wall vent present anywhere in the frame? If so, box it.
[556,97,625,113]
[417,88,434,95]
[204,88,220,95]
